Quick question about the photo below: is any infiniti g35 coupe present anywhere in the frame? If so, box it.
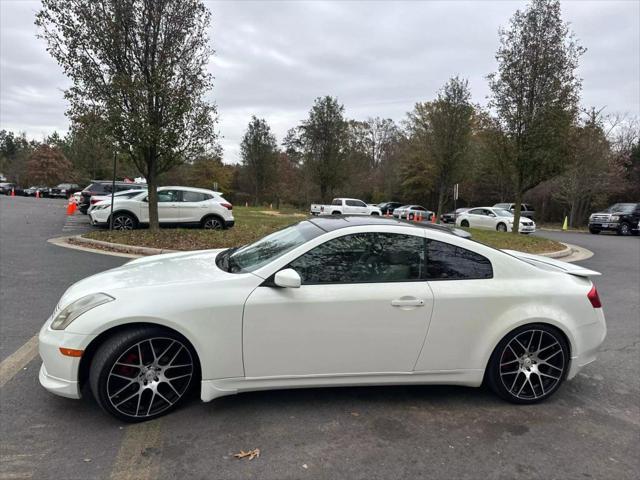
[39,216,606,422]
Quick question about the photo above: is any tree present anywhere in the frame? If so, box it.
[299,96,349,201]
[240,116,278,205]
[426,77,474,218]
[488,0,584,233]
[553,109,610,227]
[26,144,73,185]
[36,0,218,230]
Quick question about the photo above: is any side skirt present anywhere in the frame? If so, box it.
[200,369,485,402]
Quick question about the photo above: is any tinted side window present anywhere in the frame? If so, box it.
[289,233,425,284]
[158,190,181,202]
[425,239,492,280]
[331,199,341,205]
[182,191,207,202]
[468,209,483,215]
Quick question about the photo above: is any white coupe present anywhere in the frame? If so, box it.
[39,216,605,422]
[456,207,536,233]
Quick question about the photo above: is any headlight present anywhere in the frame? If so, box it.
[51,293,114,330]
[610,215,619,221]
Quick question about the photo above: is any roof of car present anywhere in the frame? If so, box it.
[307,215,470,237]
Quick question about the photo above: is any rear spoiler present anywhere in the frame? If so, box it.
[502,249,601,277]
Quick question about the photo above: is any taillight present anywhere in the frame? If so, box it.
[221,202,232,210]
[587,285,602,308]
[91,198,100,204]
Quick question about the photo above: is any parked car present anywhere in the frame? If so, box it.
[493,203,536,220]
[0,182,23,195]
[48,183,81,199]
[88,188,148,213]
[378,201,404,215]
[310,198,382,216]
[23,186,49,197]
[440,208,470,224]
[89,186,234,230]
[588,203,640,235]
[456,207,536,233]
[38,215,606,421]
[79,181,148,214]
[393,205,433,221]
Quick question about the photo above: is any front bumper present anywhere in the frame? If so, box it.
[588,222,619,231]
[38,320,94,400]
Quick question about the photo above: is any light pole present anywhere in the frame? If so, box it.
[109,148,117,231]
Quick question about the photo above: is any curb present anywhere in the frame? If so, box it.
[53,235,580,263]
[539,243,572,259]
[61,235,178,257]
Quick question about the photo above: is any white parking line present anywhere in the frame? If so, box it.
[0,335,39,388]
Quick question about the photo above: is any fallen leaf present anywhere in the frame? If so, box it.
[234,448,260,460]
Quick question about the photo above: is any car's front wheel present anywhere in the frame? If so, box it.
[496,223,507,232]
[617,222,631,236]
[460,220,469,228]
[486,324,569,404]
[90,327,197,422]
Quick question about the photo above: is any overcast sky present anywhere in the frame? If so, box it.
[1,0,638,163]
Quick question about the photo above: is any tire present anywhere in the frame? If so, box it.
[331,211,341,215]
[460,220,469,228]
[201,215,224,230]
[617,222,631,236]
[486,324,569,404]
[408,213,415,220]
[90,326,198,422]
[496,223,507,232]
[371,212,380,216]
[589,228,600,234]
[110,212,137,230]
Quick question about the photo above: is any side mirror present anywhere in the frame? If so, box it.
[274,268,301,288]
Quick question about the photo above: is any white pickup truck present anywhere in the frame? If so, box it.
[310,198,382,216]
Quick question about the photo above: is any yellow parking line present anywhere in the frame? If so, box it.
[0,335,39,388]
[110,420,164,480]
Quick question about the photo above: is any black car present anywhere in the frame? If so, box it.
[588,203,640,235]
[0,183,23,195]
[48,183,81,199]
[378,201,404,215]
[79,180,148,214]
[441,208,470,224]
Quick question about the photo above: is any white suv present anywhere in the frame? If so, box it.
[89,186,234,230]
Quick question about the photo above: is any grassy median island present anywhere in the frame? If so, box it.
[82,207,564,254]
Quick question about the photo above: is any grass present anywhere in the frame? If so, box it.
[83,207,564,254]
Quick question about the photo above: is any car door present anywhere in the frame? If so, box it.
[483,208,498,229]
[242,231,435,377]
[179,190,210,222]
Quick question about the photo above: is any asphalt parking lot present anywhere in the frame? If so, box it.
[1,195,638,480]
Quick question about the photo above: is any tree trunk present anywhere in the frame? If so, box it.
[512,183,523,235]
[147,163,159,232]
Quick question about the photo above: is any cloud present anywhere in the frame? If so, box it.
[1,0,638,163]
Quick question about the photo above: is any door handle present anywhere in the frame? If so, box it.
[391,298,425,307]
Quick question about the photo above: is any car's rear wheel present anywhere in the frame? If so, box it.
[371,212,379,216]
[201,215,224,230]
[617,222,631,236]
[460,220,469,228]
[496,223,507,232]
[111,212,137,230]
[487,324,569,404]
[90,326,197,422]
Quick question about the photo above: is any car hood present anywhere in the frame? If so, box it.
[58,249,229,307]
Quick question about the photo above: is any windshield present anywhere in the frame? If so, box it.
[606,203,635,213]
[216,221,325,273]
[493,208,513,217]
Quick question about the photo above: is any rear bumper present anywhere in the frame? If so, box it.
[225,220,235,228]
[567,308,607,380]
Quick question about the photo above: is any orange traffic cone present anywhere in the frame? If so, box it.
[35,190,40,199]
[431,213,437,224]
[11,188,15,197]
[66,197,76,215]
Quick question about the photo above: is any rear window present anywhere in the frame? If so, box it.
[425,239,493,280]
